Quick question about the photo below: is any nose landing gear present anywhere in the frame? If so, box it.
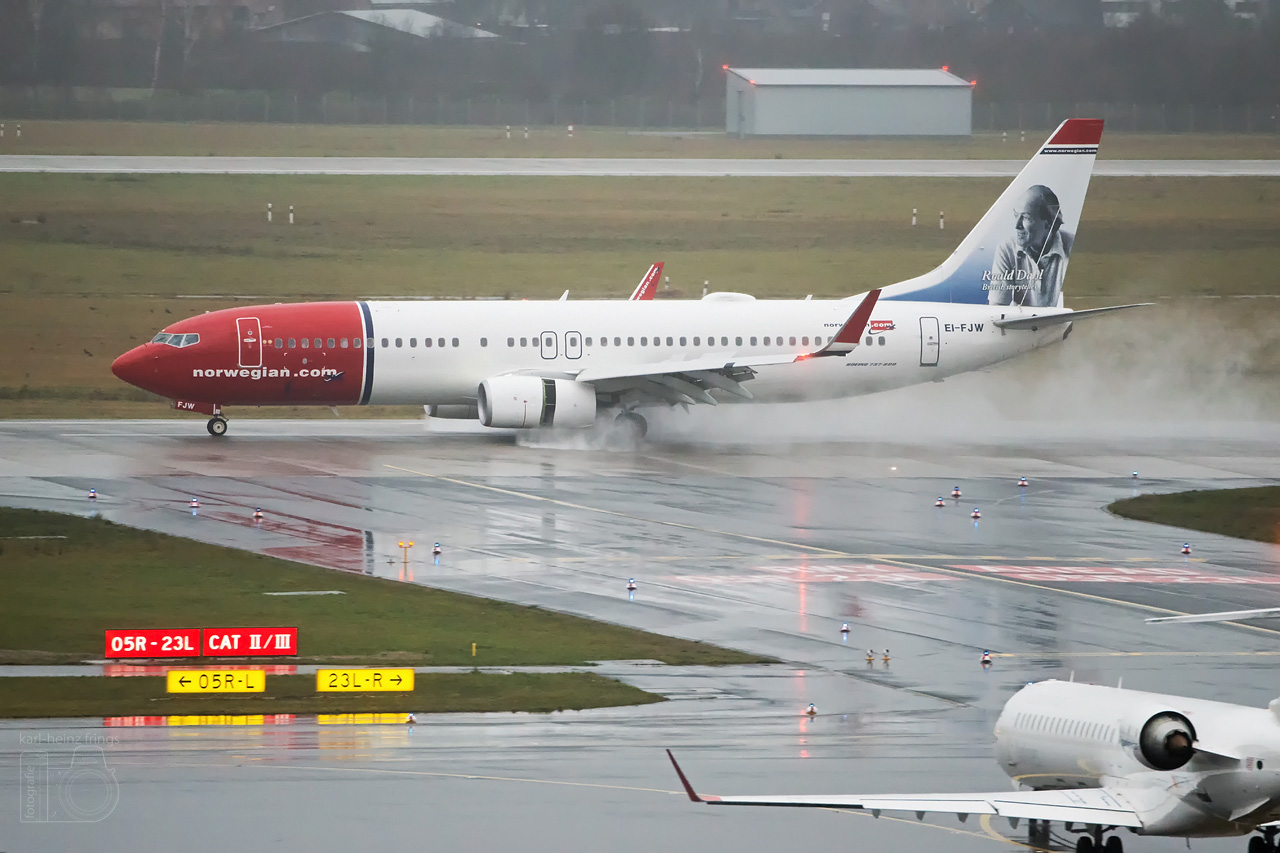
[207,416,228,437]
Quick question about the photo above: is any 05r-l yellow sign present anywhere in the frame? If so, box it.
[316,669,415,692]
[166,670,266,693]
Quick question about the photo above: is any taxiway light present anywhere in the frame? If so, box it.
[405,714,416,725]
[253,507,263,521]
[882,650,890,663]
[981,650,992,665]
[806,703,817,716]
[1182,543,1192,555]
[190,497,199,508]
[866,649,875,662]
[1018,476,1028,487]
[840,622,849,634]
[1132,471,1139,479]
[627,578,637,591]
[971,507,981,519]
[951,486,962,498]
[88,488,97,500]
[432,542,441,555]
[936,496,946,507]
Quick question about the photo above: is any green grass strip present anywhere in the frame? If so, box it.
[0,508,765,667]
[1109,486,1280,544]
[0,672,662,719]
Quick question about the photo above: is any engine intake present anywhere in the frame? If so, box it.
[1138,711,1197,770]
[478,376,596,429]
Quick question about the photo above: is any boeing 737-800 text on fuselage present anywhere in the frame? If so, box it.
[111,119,1144,437]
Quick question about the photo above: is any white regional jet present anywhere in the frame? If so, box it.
[110,119,1147,438]
[669,680,1280,853]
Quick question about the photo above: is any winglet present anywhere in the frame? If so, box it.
[630,262,664,301]
[808,289,881,358]
[667,749,720,803]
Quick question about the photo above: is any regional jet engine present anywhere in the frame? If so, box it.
[1137,712,1197,771]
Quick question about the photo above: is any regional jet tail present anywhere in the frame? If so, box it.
[669,680,1280,853]
[113,119,1153,439]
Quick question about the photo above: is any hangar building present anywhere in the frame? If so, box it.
[725,68,974,136]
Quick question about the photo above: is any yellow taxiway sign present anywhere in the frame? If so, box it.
[316,668,415,692]
[166,670,266,693]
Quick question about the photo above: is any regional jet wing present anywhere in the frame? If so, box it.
[629,262,664,300]
[992,303,1152,330]
[570,290,880,406]
[1147,607,1280,625]
[667,751,1143,828]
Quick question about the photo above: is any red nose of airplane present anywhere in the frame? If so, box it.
[111,345,152,389]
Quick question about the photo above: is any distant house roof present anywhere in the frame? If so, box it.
[726,68,973,87]
[256,8,499,42]
[335,9,498,38]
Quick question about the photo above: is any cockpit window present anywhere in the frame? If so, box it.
[151,332,199,348]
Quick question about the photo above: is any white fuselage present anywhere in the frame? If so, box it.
[994,681,1280,837]
[360,297,1063,407]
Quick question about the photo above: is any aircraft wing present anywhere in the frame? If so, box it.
[1147,607,1280,625]
[667,751,1142,827]
[571,290,880,406]
[629,262,664,300]
[992,303,1152,330]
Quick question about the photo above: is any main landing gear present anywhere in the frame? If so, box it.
[1249,829,1280,853]
[614,411,647,440]
[207,416,228,437]
[1072,828,1123,853]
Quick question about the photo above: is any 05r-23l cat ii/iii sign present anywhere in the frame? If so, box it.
[111,119,1146,438]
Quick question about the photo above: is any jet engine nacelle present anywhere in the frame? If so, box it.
[426,404,479,420]
[1134,711,1197,771]
[478,376,596,429]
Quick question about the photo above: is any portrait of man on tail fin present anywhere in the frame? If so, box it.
[986,184,1074,308]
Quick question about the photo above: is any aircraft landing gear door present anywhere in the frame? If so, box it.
[540,331,558,360]
[564,331,582,360]
[236,317,263,368]
[920,317,940,367]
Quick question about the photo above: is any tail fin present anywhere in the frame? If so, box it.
[630,262,663,300]
[881,119,1103,307]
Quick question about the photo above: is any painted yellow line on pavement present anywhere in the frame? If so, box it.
[386,464,853,556]
[877,557,1280,638]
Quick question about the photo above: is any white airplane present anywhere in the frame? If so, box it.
[110,118,1147,438]
[668,680,1280,853]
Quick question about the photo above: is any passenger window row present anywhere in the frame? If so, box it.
[504,335,827,349]
[863,336,887,346]
[271,337,367,350]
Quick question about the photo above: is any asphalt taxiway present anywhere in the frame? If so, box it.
[2,409,1279,851]
[1,154,1278,177]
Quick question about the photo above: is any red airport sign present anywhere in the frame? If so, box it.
[104,627,298,658]
[104,628,201,659]
[202,627,297,657]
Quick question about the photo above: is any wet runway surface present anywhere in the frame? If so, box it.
[1,155,1278,177]
[2,416,1280,851]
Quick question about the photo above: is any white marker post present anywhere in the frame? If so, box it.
[267,203,273,223]
[15,124,19,138]
[1002,131,1008,143]
[1,123,5,138]
[912,208,917,227]
[567,124,574,138]
[702,280,709,297]
[288,205,294,225]
[523,126,529,140]
[939,211,945,230]
[505,125,511,139]
[663,275,670,290]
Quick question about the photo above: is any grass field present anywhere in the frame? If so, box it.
[0,508,764,668]
[1110,487,1280,545]
[1,121,1278,159]
[0,672,660,718]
